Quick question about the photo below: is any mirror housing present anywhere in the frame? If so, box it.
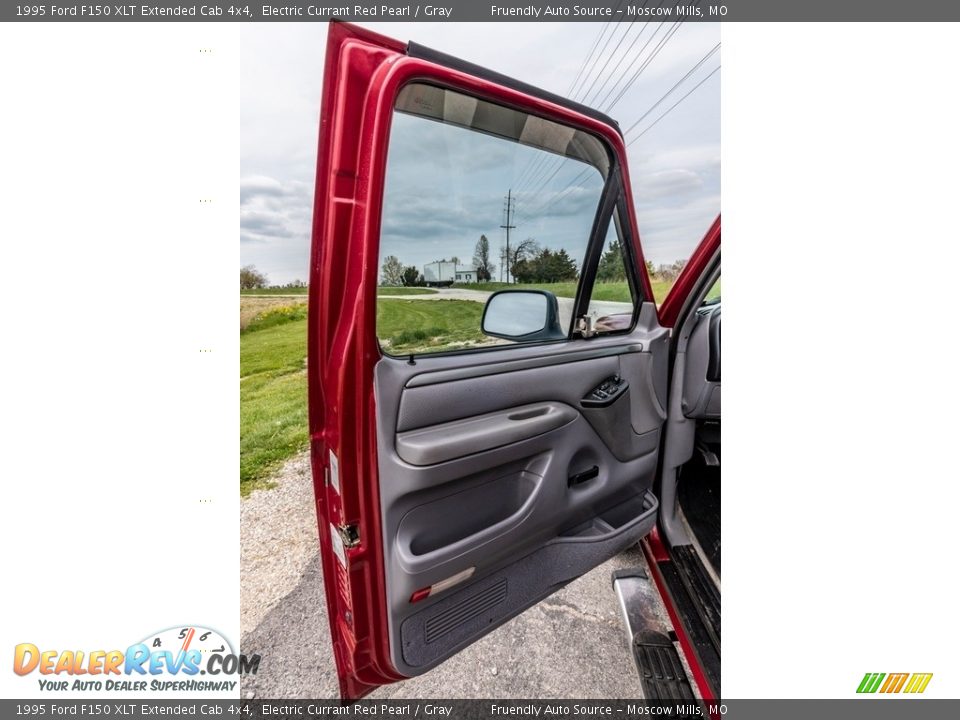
[481,290,565,343]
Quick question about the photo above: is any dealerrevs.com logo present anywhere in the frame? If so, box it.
[13,626,259,692]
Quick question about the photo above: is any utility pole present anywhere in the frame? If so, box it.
[500,189,516,284]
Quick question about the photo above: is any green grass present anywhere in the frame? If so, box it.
[241,304,307,335]
[705,278,722,302]
[241,312,309,496]
[242,286,439,297]
[378,299,485,353]
[241,286,308,295]
[456,279,675,305]
[376,287,438,296]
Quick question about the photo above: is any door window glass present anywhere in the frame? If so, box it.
[377,83,612,356]
[585,212,637,334]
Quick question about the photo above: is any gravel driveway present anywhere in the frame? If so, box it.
[239,452,661,699]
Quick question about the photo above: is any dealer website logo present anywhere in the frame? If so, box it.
[856,672,933,694]
[13,626,259,692]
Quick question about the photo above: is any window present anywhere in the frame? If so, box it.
[702,276,721,306]
[376,83,615,356]
[585,211,637,334]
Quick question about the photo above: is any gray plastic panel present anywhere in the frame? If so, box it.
[400,491,658,668]
[682,307,721,420]
[396,401,577,466]
[375,305,669,677]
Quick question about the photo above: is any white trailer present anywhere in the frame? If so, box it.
[422,261,458,287]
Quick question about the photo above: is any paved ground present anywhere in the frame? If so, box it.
[239,451,663,700]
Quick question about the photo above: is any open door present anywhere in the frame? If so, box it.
[309,22,677,699]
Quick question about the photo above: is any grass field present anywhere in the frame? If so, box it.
[242,286,439,297]
[241,286,308,296]
[241,310,309,495]
[460,279,675,305]
[376,287,438,296]
[240,296,307,331]
[378,299,486,353]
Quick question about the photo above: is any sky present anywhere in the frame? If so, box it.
[238,21,720,285]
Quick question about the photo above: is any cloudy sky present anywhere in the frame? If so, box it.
[238,21,720,285]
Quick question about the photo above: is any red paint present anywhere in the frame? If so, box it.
[308,21,408,701]
[641,538,716,702]
[409,588,431,604]
[644,525,671,563]
[657,215,721,328]
[310,21,673,699]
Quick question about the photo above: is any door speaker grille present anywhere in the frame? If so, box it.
[424,579,508,643]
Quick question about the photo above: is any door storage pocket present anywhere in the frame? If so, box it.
[559,490,657,539]
[399,471,541,557]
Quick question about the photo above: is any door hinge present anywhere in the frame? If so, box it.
[575,315,597,339]
[336,523,361,549]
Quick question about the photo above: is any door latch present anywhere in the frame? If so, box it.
[336,523,360,548]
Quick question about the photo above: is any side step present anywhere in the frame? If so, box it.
[612,569,698,704]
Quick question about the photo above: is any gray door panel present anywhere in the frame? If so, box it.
[375,303,669,676]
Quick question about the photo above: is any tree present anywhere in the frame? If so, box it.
[551,248,579,281]
[512,247,579,283]
[654,258,689,282]
[472,234,494,282]
[597,239,627,282]
[240,265,268,290]
[507,238,539,283]
[401,266,423,287]
[380,255,404,286]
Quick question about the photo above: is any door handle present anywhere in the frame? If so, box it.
[568,465,599,487]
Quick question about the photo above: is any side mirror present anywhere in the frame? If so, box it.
[481,290,565,342]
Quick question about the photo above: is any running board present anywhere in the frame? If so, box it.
[612,569,698,704]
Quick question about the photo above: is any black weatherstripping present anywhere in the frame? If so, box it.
[407,42,623,133]
[678,459,720,574]
[707,307,721,382]
[670,545,720,652]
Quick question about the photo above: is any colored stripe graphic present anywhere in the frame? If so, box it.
[904,673,933,694]
[857,672,932,694]
[880,673,908,693]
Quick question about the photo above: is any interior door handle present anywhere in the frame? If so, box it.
[568,465,599,486]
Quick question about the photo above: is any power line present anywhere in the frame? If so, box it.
[584,13,660,107]
[628,64,720,143]
[594,13,678,111]
[576,18,639,106]
[604,20,683,112]
[568,0,630,100]
[516,57,720,225]
[518,13,679,205]
[513,8,625,194]
[622,42,720,137]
